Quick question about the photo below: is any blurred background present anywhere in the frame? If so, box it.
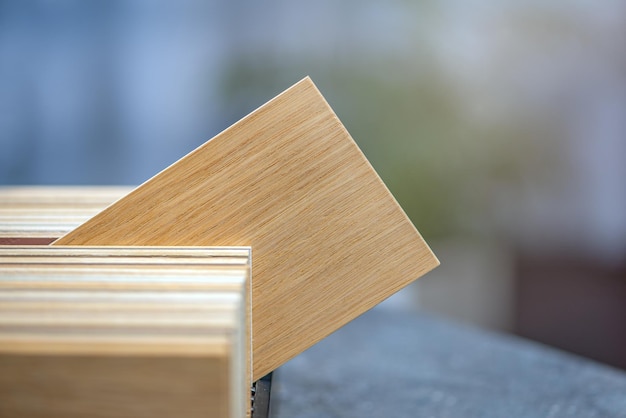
[1,1,625,369]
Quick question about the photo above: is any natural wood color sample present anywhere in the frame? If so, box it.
[0,353,230,418]
[0,246,250,418]
[54,77,439,379]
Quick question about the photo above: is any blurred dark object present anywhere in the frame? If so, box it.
[252,373,272,418]
[514,252,626,370]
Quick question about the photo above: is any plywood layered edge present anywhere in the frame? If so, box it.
[0,246,251,418]
[0,186,131,240]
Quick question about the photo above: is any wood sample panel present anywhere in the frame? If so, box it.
[53,77,439,379]
[0,246,251,418]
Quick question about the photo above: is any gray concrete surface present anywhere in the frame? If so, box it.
[270,309,626,418]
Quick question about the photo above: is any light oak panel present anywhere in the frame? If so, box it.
[54,77,439,379]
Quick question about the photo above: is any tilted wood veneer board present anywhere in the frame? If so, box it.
[54,77,439,379]
[0,246,251,418]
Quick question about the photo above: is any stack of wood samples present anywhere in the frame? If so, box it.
[1,76,439,416]
[0,246,251,418]
[53,77,440,379]
[0,186,131,245]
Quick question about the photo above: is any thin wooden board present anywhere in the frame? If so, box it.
[0,246,251,418]
[54,77,439,379]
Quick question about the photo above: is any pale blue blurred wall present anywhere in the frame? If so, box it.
[0,0,229,184]
[1,0,625,259]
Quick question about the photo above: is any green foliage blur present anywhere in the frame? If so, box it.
[219,61,552,241]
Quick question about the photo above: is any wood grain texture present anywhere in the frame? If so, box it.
[0,246,251,418]
[53,77,439,379]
